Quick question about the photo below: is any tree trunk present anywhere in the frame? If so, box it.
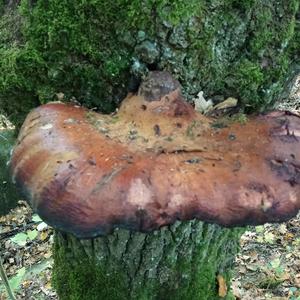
[0,129,20,215]
[0,1,299,126]
[53,221,244,300]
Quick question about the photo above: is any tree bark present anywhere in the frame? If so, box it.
[0,129,20,215]
[53,221,244,300]
[0,1,299,126]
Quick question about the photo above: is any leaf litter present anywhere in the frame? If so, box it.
[0,201,56,299]
[1,201,300,299]
[232,213,300,300]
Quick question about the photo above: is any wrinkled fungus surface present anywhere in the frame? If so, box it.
[11,72,300,238]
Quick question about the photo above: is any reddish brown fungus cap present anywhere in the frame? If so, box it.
[11,72,300,238]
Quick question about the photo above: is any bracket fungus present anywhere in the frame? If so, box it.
[10,72,300,238]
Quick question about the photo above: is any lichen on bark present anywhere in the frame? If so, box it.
[53,220,244,300]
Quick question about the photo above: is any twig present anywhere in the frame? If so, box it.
[0,133,8,141]
[0,256,16,300]
[0,222,35,240]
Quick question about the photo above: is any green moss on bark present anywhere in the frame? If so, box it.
[0,129,20,215]
[0,1,299,126]
[53,221,244,300]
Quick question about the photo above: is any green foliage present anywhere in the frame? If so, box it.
[0,0,299,126]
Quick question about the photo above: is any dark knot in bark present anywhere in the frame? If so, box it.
[138,71,180,102]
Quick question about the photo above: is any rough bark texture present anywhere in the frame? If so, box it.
[53,221,244,300]
[0,1,299,126]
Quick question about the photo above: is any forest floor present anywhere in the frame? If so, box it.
[0,201,300,300]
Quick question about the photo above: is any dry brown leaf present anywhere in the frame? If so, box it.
[213,97,238,110]
[217,274,227,298]
[45,281,52,289]
[40,231,49,241]
[44,252,52,259]
[284,232,294,241]
[22,280,32,289]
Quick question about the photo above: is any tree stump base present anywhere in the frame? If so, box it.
[53,220,244,300]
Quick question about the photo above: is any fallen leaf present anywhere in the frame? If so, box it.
[45,281,52,289]
[270,258,281,269]
[44,251,52,259]
[264,232,276,244]
[10,233,28,247]
[32,214,42,223]
[8,258,14,264]
[9,267,26,291]
[246,264,258,272]
[213,97,238,110]
[40,231,49,241]
[284,232,294,241]
[217,274,227,297]
[37,222,48,232]
[194,91,213,113]
[255,226,264,233]
[27,230,38,241]
[22,280,32,289]
[278,224,287,234]
[256,236,264,243]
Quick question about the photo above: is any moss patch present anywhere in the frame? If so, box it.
[0,1,299,126]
